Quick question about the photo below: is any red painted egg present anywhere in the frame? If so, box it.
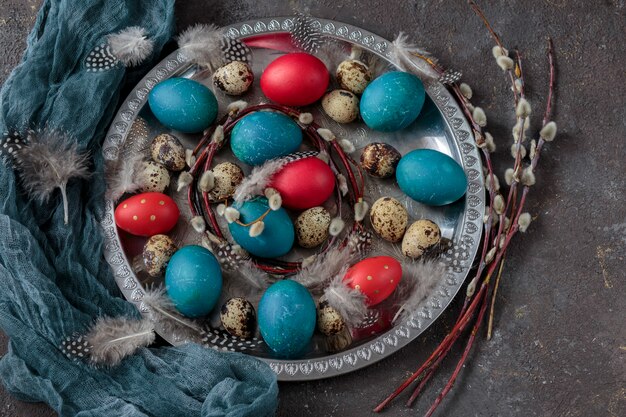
[270,156,335,210]
[343,256,402,306]
[260,53,329,106]
[115,192,179,237]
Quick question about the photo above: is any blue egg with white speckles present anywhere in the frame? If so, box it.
[360,71,426,132]
[228,197,295,258]
[230,112,302,165]
[165,245,222,317]
[148,77,218,133]
[396,149,468,206]
[258,280,316,358]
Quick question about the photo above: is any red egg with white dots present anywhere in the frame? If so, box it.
[343,256,402,306]
[260,53,329,106]
[269,155,335,210]
[114,192,179,237]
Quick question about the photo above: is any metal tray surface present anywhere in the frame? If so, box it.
[101,16,485,380]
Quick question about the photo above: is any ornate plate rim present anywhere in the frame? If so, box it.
[101,16,485,381]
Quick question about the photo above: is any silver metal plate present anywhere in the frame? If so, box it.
[101,16,484,381]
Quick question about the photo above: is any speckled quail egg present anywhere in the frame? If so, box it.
[208,162,245,202]
[321,90,360,123]
[369,197,408,242]
[360,142,402,178]
[220,297,256,339]
[402,219,441,259]
[324,326,353,353]
[213,61,254,96]
[336,59,372,94]
[143,234,178,277]
[295,206,331,248]
[317,300,346,336]
[150,133,186,171]
[138,161,170,193]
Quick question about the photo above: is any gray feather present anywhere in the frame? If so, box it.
[107,26,154,66]
[15,128,90,224]
[391,259,446,324]
[60,317,155,367]
[389,32,439,79]
[105,151,145,201]
[233,158,288,203]
[177,24,225,70]
[294,244,358,294]
[142,286,202,342]
[323,268,368,329]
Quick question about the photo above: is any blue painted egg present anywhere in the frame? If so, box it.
[396,149,468,206]
[148,77,218,133]
[165,245,223,317]
[360,71,426,132]
[258,280,316,358]
[228,197,295,258]
[230,112,302,165]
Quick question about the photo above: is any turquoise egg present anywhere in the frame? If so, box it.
[230,112,302,165]
[258,280,316,358]
[165,245,222,317]
[360,71,426,132]
[148,77,218,133]
[396,149,468,206]
[228,197,295,258]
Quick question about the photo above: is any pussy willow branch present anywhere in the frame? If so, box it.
[374,2,557,414]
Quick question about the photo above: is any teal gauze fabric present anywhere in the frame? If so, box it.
[0,1,278,416]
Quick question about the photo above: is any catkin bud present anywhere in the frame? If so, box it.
[518,212,532,232]
[460,83,473,99]
[529,139,537,160]
[516,98,531,118]
[473,107,487,127]
[224,207,240,224]
[227,101,248,114]
[487,174,500,192]
[497,55,515,71]
[337,174,348,196]
[190,216,206,233]
[485,247,496,264]
[185,149,196,168]
[354,200,369,222]
[504,168,516,185]
[211,125,224,144]
[521,167,536,186]
[298,112,314,125]
[317,128,336,142]
[248,221,265,237]
[540,121,557,142]
[492,45,509,58]
[485,132,496,153]
[177,171,193,192]
[198,170,215,192]
[216,203,226,216]
[329,217,345,237]
[493,194,505,215]
[511,143,527,159]
[339,139,356,153]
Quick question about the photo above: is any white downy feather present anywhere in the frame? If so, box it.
[106,152,145,201]
[177,24,224,69]
[389,32,439,80]
[107,26,154,66]
[293,243,357,293]
[233,158,288,203]
[391,260,446,324]
[323,268,368,329]
[85,317,155,367]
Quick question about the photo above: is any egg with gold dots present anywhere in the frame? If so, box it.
[114,192,179,236]
[343,256,402,306]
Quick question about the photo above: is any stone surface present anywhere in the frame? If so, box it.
[1,0,625,416]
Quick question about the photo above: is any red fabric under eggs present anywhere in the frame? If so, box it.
[260,53,329,106]
[269,156,335,210]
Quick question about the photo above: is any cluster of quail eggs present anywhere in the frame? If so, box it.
[320,58,373,124]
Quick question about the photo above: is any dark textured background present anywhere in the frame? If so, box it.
[1,0,625,416]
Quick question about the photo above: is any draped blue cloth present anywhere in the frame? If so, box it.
[0,1,278,416]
